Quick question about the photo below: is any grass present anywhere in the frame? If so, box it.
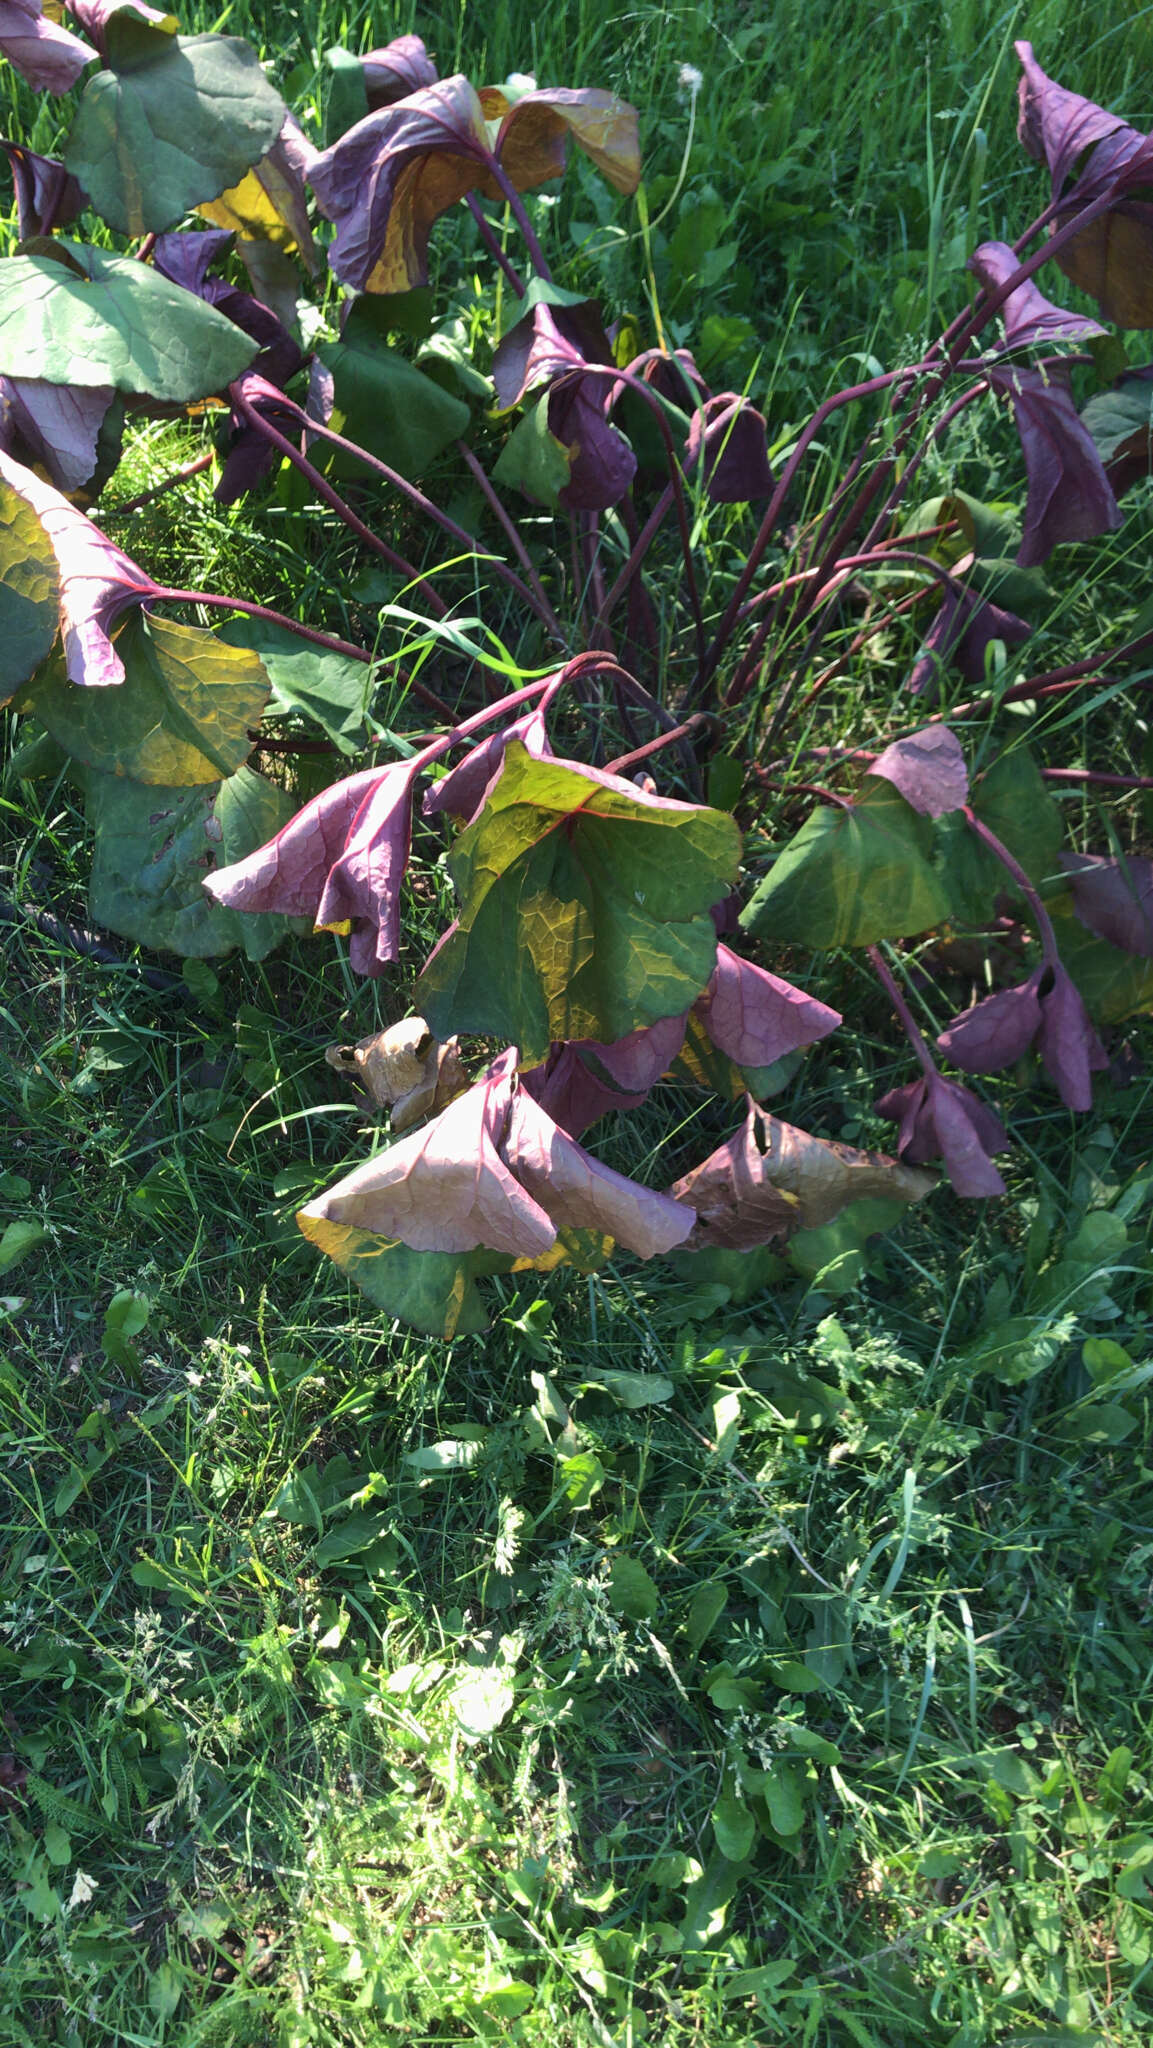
[3,1,1153,2043]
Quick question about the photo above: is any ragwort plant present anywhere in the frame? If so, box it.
[1,6,1152,1341]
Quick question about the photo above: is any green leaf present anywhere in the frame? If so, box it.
[711,1787,756,1862]
[937,747,1063,924]
[607,1555,659,1621]
[1047,887,1153,1023]
[579,1367,675,1408]
[147,1960,183,2024]
[764,1758,806,1837]
[86,764,301,959]
[965,1312,1077,1385]
[0,247,258,401]
[314,1510,392,1566]
[323,45,369,147]
[317,299,471,480]
[741,779,951,948]
[685,1580,729,1652]
[216,618,372,756]
[492,392,574,506]
[294,1214,511,1338]
[102,1288,149,1372]
[64,18,286,238]
[786,1196,911,1294]
[420,742,740,1062]
[24,614,268,786]
[0,1218,48,1274]
[0,480,60,710]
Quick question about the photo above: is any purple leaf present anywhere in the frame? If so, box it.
[502,1087,693,1257]
[938,962,1108,1112]
[1061,852,1153,957]
[362,34,438,108]
[938,970,1045,1072]
[491,296,612,411]
[300,1044,692,1261]
[870,725,969,817]
[0,447,158,686]
[309,76,498,294]
[628,345,710,409]
[300,1047,554,1256]
[670,1101,935,1251]
[152,233,304,390]
[1034,963,1110,1111]
[907,577,1032,697]
[1015,40,1134,198]
[695,944,841,1067]
[874,1073,1008,1197]
[521,1012,688,1137]
[486,84,640,197]
[0,0,93,94]
[988,364,1121,566]
[968,239,1106,348]
[685,393,773,502]
[494,302,635,511]
[0,376,113,493]
[423,708,551,824]
[214,367,308,507]
[0,140,86,238]
[203,758,420,973]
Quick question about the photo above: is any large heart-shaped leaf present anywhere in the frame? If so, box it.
[64,15,287,236]
[313,298,470,479]
[0,244,258,400]
[418,742,741,1062]
[0,447,157,688]
[87,763,301,958]
[23,612,269,785]
[216,616,372,756]
[0,474,60,708]
[937,747,1063,924]
[741,779,951,949]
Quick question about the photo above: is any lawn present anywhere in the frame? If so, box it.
[2,3,1152,2044]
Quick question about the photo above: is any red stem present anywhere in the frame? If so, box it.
[868,944,938,1078]
[963,806,1060,967]
[465,192,527,296]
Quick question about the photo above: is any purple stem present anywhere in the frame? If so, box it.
[465,192,527,296]
[455,438,566,642]
[153,587,458,721]
[246,389,559,637]
[696,368,915,694]
[868,944,938,1079]
[963,806,1060,968]
[228,394,451,620]
[486,159,555,281]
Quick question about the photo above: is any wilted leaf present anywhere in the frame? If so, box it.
[87,764,301,958]
[969,239,1106,349]
[939,962,1108,1112]
[906,576,1033,697]
[203,757,421,974]
[301,1045,691,1263]
[0,139,86,238]
[64,15,287,237]
[198,118,319,270]
[988,364,1121,566]
[686,392,773,502]
[875,1072,1008,1197]
[0,0,93,94]
[0,473,60,708]
[0,376,113,495]
[519,1012,687,1136]
[0,243,258,401]
[424,707,552,824]
[325,1018,467,1132]
[0,448,158,688]
[869,726,969,818]
[419,741,740,1062]
[670,1101,934,1251]
[741,779,951,949]
[310,72,638,295]
[363,35,438,109]
[24,612,269,784]
[492,300,634,510]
